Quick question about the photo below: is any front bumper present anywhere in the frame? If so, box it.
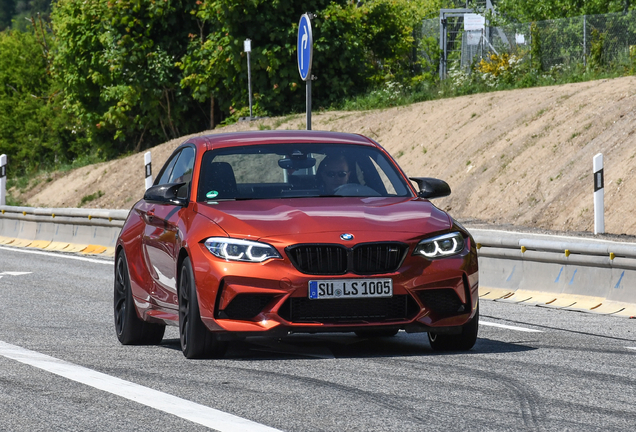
[190,236,479,335]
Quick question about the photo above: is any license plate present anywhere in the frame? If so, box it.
[308,279,393,300]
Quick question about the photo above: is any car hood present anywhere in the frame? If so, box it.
[194,197,451,239]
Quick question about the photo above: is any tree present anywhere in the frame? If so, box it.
[0,28,85,173]
[496,0,631,22]
[179,0,433,117]
[51,0,208,156]
[3,0,52,31]
[0,0,16,30]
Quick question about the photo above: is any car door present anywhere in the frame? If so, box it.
[141,146,195,308]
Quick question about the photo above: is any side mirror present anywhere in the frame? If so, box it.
[143,182,188,206]
[409,177,451,199]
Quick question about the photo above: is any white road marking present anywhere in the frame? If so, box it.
[626,347,636,351]
[0,245,112,265]
[0,271,32,276]
[480,320,543,333]
[0,341,281,432]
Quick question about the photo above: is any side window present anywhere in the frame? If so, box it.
[168,147,196,184]
[168,147,195,198]
[156,151,180,186]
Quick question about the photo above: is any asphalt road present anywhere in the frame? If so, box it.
[1,245,635,432]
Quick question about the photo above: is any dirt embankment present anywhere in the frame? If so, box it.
[14,76,636,235]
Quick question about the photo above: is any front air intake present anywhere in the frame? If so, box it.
[218,294,274,320]
[278,295,419,323]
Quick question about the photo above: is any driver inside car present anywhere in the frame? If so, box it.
[317,154,351,194]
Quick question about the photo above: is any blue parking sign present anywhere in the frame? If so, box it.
[297,13,313,81]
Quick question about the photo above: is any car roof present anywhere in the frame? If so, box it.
[182,130,379,152]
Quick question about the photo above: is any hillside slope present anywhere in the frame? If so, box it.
[14,76,636,235]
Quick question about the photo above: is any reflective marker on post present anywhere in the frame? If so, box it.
[593,153,604,234]
[0,154,6,206]
[144,151,152,190]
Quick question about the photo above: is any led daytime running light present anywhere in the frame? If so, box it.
[420,237,458,258]
[415,232,464,259]
[204,237,280,263]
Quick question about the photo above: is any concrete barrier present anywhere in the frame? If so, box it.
[470,227,636,317]
[0,205,129,256]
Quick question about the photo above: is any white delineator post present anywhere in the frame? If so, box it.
[593,153,604,234]
[0,154,6,206]
[144,151,153,190]
[244,39,253,119]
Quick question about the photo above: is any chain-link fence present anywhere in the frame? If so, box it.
[423,10,636,77]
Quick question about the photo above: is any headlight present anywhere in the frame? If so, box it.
[414,232,465,259]
[204,237,281,262]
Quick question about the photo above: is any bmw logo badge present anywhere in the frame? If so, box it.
[340,233,354,241]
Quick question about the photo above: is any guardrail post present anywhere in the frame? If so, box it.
[593,153,604,234]
[0,154,6,206]
[144,151,152,190]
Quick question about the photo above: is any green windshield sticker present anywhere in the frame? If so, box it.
[206,190,219,199]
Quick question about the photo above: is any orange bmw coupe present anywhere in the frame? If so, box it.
[114,131,479,358]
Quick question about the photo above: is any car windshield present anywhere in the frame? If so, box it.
[196,143,412,201]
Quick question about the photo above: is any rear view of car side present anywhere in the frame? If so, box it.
[114,131,479,358]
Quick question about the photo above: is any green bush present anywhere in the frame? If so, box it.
[51,0,208,157]
[0,28,88,175]
[588,28,608,69]
[496,0,631,22]
[178,0,434,120]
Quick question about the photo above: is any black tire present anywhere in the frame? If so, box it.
[355,329,399,338]
[178,257,227,359]
[114,251,165,345]
[428,305,479,351]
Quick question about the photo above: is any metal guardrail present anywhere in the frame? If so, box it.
[470,228,636,270]
[0,205,129,228]
[2,205,635,263]
[1,206,635,310]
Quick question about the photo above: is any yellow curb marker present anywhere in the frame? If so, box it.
[27,240,52,249]
[81,244,108,255]
[43,242,71,251]
[63,243,89,253]
[478,287,514,300]
[9,239,33,247]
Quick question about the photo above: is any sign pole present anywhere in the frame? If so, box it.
[297,13,314,131]
[306,78,311,130]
